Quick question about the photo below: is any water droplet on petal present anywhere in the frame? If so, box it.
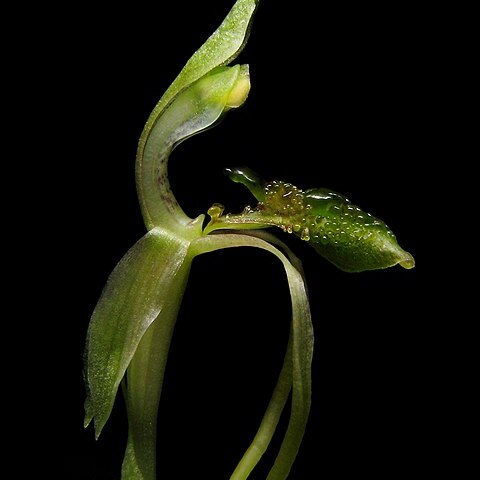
[208,203,225,220]
[301,227,310,241]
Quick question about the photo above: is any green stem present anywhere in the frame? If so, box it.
[121,258,193,479]
[230,330,293,480]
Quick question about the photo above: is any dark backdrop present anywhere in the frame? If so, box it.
[39,1,440,478]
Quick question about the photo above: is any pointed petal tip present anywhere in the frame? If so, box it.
[83,409,103,440]
[83,416,91,429]
[399,251,415,269]
[84,398,93,429]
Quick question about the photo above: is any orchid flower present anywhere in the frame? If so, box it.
[84,1,414,479]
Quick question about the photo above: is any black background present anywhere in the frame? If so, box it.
[28,0,451,478]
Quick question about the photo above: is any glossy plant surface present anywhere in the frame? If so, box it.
[84,1,414,479]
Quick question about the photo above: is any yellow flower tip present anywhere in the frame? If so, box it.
[226,65,251,108]
[399,251,415,269]
[208,203,225,220]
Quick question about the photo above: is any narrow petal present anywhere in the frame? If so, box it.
[192,233,313,479]
[84,227,192,438]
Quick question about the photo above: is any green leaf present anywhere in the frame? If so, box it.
[84,227,192,438]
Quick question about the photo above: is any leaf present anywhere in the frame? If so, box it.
[84,227,192,438]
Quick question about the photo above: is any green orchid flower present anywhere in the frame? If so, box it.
[83,1,414,479]
[206,166,415,273]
